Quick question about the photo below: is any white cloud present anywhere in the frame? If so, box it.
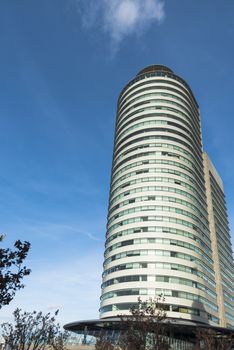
[103,0,165,42]
[76,0,165,48]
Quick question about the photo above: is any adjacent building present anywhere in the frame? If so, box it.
[203,153,234,327]
[100,65,234,328]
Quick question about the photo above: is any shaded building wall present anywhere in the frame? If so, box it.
[203,152,234,328]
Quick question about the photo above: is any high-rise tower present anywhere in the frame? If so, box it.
[100,65,234,328]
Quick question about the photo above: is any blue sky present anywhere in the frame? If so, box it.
[0,0,234,326]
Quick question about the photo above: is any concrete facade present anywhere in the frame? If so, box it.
[203,153,234,328]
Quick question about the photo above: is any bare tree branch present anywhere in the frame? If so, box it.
[1,309,68,350]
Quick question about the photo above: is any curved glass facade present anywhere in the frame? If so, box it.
[100,65,233,327]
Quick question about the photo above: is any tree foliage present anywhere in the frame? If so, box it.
[119,297,170,350]
[0,237,31,308]
[1,308,68,350]
[95,297,170,350]
[95,334,116,350]
[194,327,234,350]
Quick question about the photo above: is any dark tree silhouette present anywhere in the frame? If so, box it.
[0,236,31,308]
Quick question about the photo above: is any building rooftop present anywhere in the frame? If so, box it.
[137,64,173,76]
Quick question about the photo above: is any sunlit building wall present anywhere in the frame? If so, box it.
[100,65,225,326]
